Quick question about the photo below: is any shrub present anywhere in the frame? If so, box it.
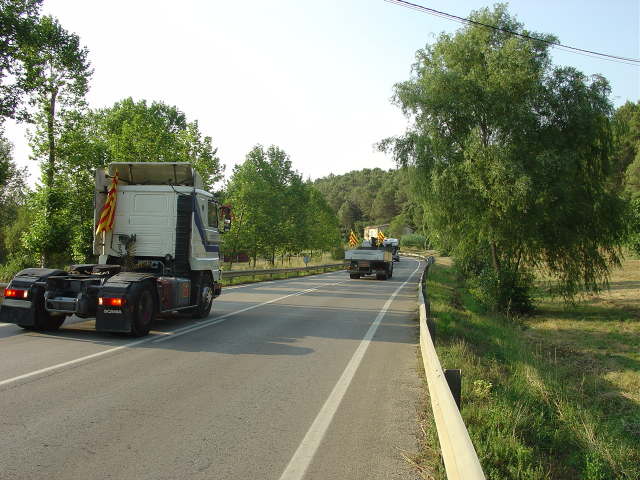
[400,233,427,249]
[331,246,345,260]
[468,266,534,315]
[0,255,33,282]
[627,196,640,256]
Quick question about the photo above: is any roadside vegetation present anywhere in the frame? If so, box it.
[0,1,343,281]
[415,257,639,480]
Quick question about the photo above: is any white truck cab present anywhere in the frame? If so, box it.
[1,162,230,336]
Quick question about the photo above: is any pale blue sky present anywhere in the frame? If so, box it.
[5,0,639,185]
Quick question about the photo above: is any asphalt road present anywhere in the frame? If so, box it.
[0,258,423,480]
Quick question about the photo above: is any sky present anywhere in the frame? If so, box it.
[4,0,639,187]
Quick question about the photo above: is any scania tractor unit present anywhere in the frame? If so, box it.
[0,162,230,336]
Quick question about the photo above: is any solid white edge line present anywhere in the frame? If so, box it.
[278,259,422,480]
[0,280,347,389]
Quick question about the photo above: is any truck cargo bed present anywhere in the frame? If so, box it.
[345,248,392,262]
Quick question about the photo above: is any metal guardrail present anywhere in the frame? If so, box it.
[415,254,486,480]
[0,263,347,299]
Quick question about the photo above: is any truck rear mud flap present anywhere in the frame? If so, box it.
[0,268,66,327]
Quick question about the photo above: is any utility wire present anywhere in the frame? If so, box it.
[385,0,640,66]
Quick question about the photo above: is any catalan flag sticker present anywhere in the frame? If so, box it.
[96,170,119,235]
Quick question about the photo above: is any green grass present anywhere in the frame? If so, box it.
[414,261,640,480]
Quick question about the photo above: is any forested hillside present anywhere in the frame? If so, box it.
[313,168,424,238]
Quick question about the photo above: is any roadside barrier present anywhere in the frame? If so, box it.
[412,253,486,480]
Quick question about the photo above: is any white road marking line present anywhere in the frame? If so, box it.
[152,281,347,344]
[278,259,422,480]
[0,280,347,389]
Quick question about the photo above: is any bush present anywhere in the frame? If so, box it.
[331,246,345,260]
[400,233,427,249]
[0,255,33,282]
[627,196,640,256]
[468,266,534,315]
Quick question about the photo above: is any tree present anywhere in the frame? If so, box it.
[224,145,341,266]
[384,4,626,308]
[21,15,91,265]
[612,101,640,194]
[0,130,29,263]
[305,186,341,254]
[89,98,223,190]
[0,0,42,119]
[337,200,362,233]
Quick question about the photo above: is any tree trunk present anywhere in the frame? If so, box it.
[42,87,58,267]
[490,241,501,274]
[46,88,58,189]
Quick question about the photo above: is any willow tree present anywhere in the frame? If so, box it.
[384,4,626,309]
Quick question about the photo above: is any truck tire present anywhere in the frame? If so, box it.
[25,288,65,331]
[130,284,156,337]
[349,273,361,279]
[190,283,214,319]
[376,272,388,280]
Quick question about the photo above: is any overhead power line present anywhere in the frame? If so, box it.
[385,0,640,66]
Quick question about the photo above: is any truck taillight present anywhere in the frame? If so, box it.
[4,288,28,299]
[98,297,125,307]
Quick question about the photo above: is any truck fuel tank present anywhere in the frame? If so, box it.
[156,277,191,311]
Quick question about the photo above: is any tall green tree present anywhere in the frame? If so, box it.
[612,101,640,195]
[384,4,626,306]
[0,130,29,263]
[224,145,340,266]
[21,15,91,265]
[86,98,223,190]
[0,0,43,119]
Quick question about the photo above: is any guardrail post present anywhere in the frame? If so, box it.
[444,369,462,410]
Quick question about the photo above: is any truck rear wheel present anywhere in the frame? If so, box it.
[29,288,65,331]
[376,272,388,280]
[130,285,156,337]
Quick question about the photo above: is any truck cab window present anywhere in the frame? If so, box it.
[207,200,218,228]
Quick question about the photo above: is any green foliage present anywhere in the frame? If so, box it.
[330,245,345,260]
[423,262,640,479]
[0,0,43,118]
[85,98,223,191]
[225,145,341,264]
[400,233,426,248]
[467,265,534,314]
[313,167,424,237]
[627,196,640,255]
[0,130,30,263]
[387,212,408,238]
[612,100,640,195]
[385,4,626,308]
